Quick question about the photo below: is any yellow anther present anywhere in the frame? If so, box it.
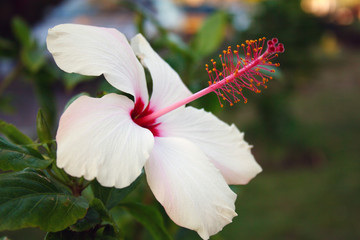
[236,44,240,48]
[220,104,224,108]
[211,59,214,62]
[230,103,233,106]
[205,64,208,67]
[219,72,223,76]
[219,54,222,58]
[212,68,216,71]
[234,50,238,54]
[208,81,212,85]
[256,68,260,71]
[247,53,251,56]
[223,50,227,54]
[269,76,273,80]
[241,44,245,47]
[271,69,275,73]
[244,99,248,104]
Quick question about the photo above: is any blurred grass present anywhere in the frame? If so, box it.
[223,152,359,240]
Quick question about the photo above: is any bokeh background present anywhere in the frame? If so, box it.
[0,0,359,239]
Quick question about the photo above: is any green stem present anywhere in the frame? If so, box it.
[81,180,91,190]
[45,168,71,190]
[51,162,71,184]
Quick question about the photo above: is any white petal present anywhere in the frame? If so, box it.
[159,107,262,185]
[47,24,148,103]
[56,94,154,188]
[130,34,192,111]
[145,137,237,239]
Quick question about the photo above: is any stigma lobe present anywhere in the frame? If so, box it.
[205,37,285,107]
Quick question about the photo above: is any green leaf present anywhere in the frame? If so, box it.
[45,229,92,240]
[36,109,52,144]
[70,207,101,232]
[0,169,89,232]
[70,197,123,237]
[90,198,122,237]
[191,11,229,57]
[119,202,171,240]
[46,227,120,240]
[0,120,33,145]
[11,17,32,48]
[63,73,94,91]
[90,198,113,222]
[0,137,51,171]
[91,174,143,210]
[100,225,117,239]
[21,47,45,73]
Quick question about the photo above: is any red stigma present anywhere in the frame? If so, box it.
[205,37,284,107]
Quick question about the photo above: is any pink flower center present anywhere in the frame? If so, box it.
[131,98,161,137]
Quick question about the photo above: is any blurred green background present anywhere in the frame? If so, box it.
[0,0,359,239]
